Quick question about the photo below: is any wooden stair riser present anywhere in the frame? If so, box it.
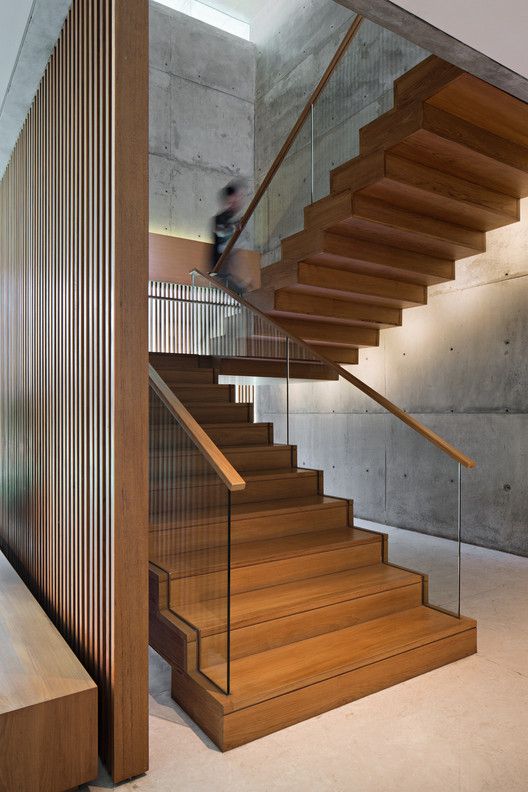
[149,498,352,555]
[268,234,454,289]
[216,357,337,381]
[173,627,476,751]
[313,192,486,260]
[295,262,427,308]
[426,72,528,151]
[156,369,217,385]
[185,403,253,425]
[169,542,381,601]
[360,103,528,195]
[309,345,359,364]
[149,445,295,479]
[149,353,212,371]
[331,151,519,231]
[150,522,229,556]
[151,445,297,478]
[149,568,198,672]
[150,470,321,514]
[393,56,464,107]
[204,422,273,447]
[168,384,235,404]
[275,317,379,348]
[235,498,351,542]
[150,402,253,425]
[216,581,423,660]
[224,444,296,472]
[272,290,402,329]
[232,470,321,505]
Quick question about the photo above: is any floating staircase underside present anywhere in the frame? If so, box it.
[248,56,528,364]
[148,351,476,750]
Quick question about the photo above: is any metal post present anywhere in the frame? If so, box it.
[286,337,290,446]
[310,103,314,203]
[457,462,462,619]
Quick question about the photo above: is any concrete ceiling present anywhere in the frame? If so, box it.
[0,0,36,112]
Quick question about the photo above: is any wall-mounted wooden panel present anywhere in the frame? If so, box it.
[0,0,148,782]
[149,231,261,289]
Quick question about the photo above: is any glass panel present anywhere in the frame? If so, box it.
[380,412,460,615]
[149,386,231,692]
[240,19,429,281]
[253,114,313,268]
[311,22,427,202]
[254,369,462,617]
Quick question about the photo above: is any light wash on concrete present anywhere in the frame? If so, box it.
[254,201,528,556]
[251,1,427,263]
[149,1,255,241]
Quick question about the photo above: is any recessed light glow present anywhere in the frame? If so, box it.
[157,0,250,40]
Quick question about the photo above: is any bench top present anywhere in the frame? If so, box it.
[0,551,97,715]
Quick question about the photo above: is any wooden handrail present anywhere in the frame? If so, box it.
[190,270,476,469]
[149,364,246,491]
[212,14,364,274]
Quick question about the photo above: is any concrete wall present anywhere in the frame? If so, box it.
[149,1,255,242]
[251,1,427,264]
[0,0,72,179]
[255,203,528,557]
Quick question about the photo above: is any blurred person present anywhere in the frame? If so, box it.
[210,179,249,295]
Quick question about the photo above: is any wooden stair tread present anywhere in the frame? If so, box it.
[331,150,519,232]
[148,494,347,534]
[153,527,378,578]
[220,443,288,454]
[203,607,476,711]
[317,192,487,260]
[203,421,268,429]
[231,493,347,520]
[179,563,421,634]
[291,261,427,308]
[152,468,314,491]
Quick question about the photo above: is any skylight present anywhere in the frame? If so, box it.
[158,0,250,40]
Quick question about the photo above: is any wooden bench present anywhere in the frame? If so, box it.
[0,551,98,792]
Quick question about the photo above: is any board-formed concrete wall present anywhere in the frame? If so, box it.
[255,204,528,557]
[251,0,427,264]
[149,1,255,242]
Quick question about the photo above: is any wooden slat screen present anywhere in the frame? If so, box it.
[0,0,148,782]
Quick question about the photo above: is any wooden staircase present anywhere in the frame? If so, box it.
[249,55,528,363]
[149,351,476,750]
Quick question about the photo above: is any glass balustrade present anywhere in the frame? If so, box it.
[149,272,468,618]
[149,379,232,693]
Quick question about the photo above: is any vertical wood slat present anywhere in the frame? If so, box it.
[0,0,148,782]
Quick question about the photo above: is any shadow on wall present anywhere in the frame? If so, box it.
[254,199,528,557]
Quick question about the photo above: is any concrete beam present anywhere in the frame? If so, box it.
[334,0,528,102]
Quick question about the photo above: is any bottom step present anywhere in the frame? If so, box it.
[171,606,476,750]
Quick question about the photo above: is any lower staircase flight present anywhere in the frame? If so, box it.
[148,351,476,751]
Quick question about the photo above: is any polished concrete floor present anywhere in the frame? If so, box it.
[84,524,528,792]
